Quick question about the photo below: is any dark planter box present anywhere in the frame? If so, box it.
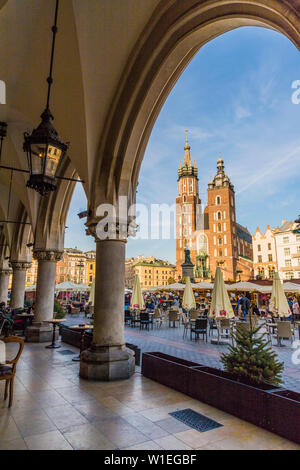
[142,352,300,444]
[189,366,278,427]
[265,389,300,444]
[142,352,201,395]
[60,325,141,365]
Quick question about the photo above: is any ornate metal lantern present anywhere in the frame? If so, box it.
[23,0,68,196]
[24,109,67,195]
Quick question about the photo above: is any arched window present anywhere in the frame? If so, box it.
[183,195,186,202]
[217,211,222,220]
[218,237,222,245]
[219,249,223,257]
[218,223,222,232]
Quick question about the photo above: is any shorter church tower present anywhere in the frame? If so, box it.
[204,157,238,280]
[176,134,201,278]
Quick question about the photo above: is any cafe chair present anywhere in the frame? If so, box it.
[190,318,208,342]
[276,321,295,347]
[0,336,24,407]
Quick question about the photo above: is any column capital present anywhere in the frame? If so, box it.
[0,268,12,276]
[86,217,137,242]
[33,250,63,262]
[10,261,32,271]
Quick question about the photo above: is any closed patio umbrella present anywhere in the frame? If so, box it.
[89,280,95,306]
[269,272,291,318]
[130,274,145,310]
[209,267,234,318]
[182,276,196,310]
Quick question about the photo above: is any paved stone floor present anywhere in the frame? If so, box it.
[0,315,299,450]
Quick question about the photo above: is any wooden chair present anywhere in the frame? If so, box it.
[215,318,231,344]
[276,321,295,347]
[168,310,180,328]
[0,336,24,407]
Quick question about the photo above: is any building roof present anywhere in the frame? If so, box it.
[134,259,175,268]
[236,223,252,244]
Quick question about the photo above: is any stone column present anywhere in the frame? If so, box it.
[25,250,62,343]
[0,269,11,304]
[80,225,135,380]
[10,262,31,309]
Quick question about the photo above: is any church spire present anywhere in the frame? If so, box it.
[178,131,198,180]
[183,129,191,165]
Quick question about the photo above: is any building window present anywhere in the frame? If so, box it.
[225,248,228,256]
[268,243,272,250]
[284,248,290,256]
[217,211,222,220]
[224,235,227,245]
[257,244,261,252]
[285,259,291,267]
[285,272,294,280]
[283,236,289,243]
[216,196,221,205]
[268,254,273,262]
[218,237,222,245]
[219,249,223,257]
[258,255,262,263]
[218,223,222,232]
[89,275,92,282]
[297,246,300,254]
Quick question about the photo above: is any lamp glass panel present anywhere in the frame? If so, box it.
[45,145,61,177]
[30,143,46,174]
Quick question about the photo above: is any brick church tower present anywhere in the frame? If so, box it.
[175,134,201,278]
[203,157,238,280]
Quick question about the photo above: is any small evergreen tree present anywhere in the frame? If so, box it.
[221,314,284,386]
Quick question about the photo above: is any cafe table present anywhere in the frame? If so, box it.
[70,324,94,362]
[45,318,66,349]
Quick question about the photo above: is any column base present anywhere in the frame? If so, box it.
[80,344,135,381]
[25,323,58,343]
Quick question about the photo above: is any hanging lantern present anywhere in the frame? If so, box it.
[23,108,67,195]
[23,0,68,196]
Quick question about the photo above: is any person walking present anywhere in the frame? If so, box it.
[240,294,250,322]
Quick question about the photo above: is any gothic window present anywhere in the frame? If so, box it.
[218,223,222,232]
[183,180,186,192]
[216,196,221,205]
[217,211,222,220]
[190,180,193,193]
[183,195,186,202]
[218,237,222,245]
[219,249,223,257]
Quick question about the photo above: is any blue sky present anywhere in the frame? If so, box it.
[65,26,300,263]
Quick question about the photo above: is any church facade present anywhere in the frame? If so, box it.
[176,137,253,281]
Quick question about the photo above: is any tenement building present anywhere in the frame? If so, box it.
[252,225,277,279]
[126,256,175,289]
[176,137,253,281]
[273,220,300,281]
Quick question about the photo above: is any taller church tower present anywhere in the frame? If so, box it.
[176,134,201,277]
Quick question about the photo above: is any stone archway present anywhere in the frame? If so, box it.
[91,0,300,210]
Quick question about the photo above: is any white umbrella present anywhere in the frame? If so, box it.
[209,267,234,318]
[130,274,145,310]
[182,277,196,310]
[227,281,264,293]
[269,272,292,317]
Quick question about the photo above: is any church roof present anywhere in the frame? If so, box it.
[236,223,252,244]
